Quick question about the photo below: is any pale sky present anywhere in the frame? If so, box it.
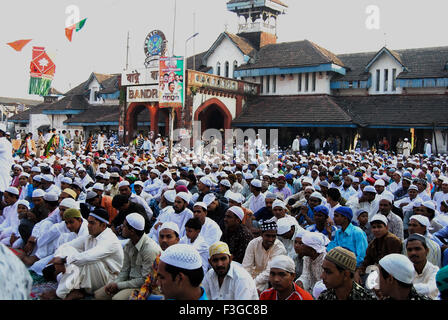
[1,0,447,100]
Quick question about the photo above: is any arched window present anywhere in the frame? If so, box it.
[233,61,238,78]
[225,61,229,78]
[216,62,221,76]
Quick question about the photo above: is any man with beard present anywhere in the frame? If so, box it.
[202,241,258,300]
[242,219,287,293]
[220,206,253,264]
[151,192,193,239]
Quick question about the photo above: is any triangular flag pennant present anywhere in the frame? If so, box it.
[65,18,87,42]
[65,26,75,42]
[76,18,87,32]
[7,39,32,51]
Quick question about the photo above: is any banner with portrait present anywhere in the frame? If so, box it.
[159,56,184,108]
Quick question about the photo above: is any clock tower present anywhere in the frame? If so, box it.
[226,0,288,49]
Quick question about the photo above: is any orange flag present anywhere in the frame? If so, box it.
[7,39,32,51]
[65,26,76,42]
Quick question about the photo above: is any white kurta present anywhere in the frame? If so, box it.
[413,261,439,299]
[242,237,287,292]
[0,137,13,193]
[180,234,210,274]
[55,227,124,298]
[203,261,259,300]
[199,217,223,246]
[0,202,19,245]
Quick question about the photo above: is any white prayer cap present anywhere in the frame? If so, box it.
[32,189,45,198]
[59,198,79,209]
[162,190,177,203]
[42,174,54,182]
[272,199,286,209]
[220,179,231,188]
[379,193,394,204]
[244,173,254,180]
[228,206,244,221]
[203,193,216,206]
[61,177,72,184]
[99,163,107,169]
[374,179,385,187]
[309,191,323,200]
[77,166,86,172]
[92,183,104,191]
[379,254,415,284]
[370,214,388,226]
[422,200,436,211]
[161,171,172,178]
[125,212,145,231]
[302,177,313,185]
[118,181,130,188]
[269,255,296,274]
[193,202,208,211]
[251,179,262,188]
[302,231,329,254]
[17,199,30,209]
[133,181,144,188]
[227,191,244,204]
[410,215,431,228]
[277,217,293,235]
[19,172,30,179]
[160,244,202,270]
[199,176,213,187]
[86,190,99,200]
[363,186,377,193]
[31,166,41,173]
[150,169,160,176]
[408,185,418,191]
[5,187,19,196]
[44,192,59,202]
[299,167,306,175]
[176,192,192,204]
[160,222,180,235]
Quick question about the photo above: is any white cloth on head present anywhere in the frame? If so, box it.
[228,206,244,221]
[160,243,202,270]
[301,231,330,254]
[126,213,145,231]
[379,253,415,284]
[269,255,296,273]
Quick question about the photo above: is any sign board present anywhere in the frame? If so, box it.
[127,85,159,103]
[121,67,159,86]
[159,56,184,108]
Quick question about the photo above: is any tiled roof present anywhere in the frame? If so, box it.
[335,94,448,127]
[8,103,52,122]
[64,105,152,124]
[42,95,90,111]
[0,97,43,106]
[237,40,344,70]
[232,95,353,126]
[225,32,256,56]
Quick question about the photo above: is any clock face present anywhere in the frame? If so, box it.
[144,30,166,58]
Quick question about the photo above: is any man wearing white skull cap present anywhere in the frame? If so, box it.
[157,244,207,300]
[94,213,161,300]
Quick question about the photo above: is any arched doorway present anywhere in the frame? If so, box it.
[126,104,153,143]
[194,98,232,133]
